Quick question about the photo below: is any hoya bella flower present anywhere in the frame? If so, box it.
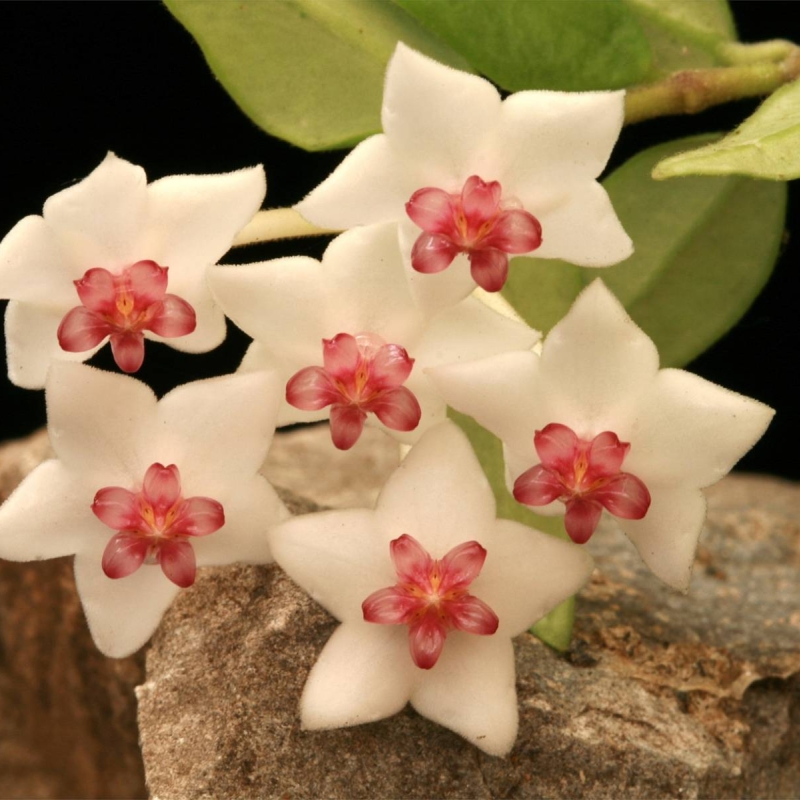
[0,153,265,387]
[269,422,594,756]
[208,223,538,450]
[0,363,287,657]
[429,280,774,592]
[296,43,631,311]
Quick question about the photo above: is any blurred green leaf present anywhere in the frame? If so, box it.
[393,0,652,91]
[164,0,469,151]
[623,0,736,77]
[504,135,786,368]
[653,79,800,180]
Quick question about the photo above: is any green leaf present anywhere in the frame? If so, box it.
[652,79,800,180]
[164,0,470,151]
[393,0,652,91]
[622,0,735,77]
[447,408,573,651]
[503,135,787,368]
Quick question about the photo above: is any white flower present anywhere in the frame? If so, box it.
[208,223,537,450]
[296,43,631,312]
[0,363,287,657]
[269,421,593,756]
[0,153,265,387]
[430,280,775,591]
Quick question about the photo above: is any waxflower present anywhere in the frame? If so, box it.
[208,223,537,450]
[0,363,287,657]
[0,153,265,387]
[269,422,594,756]
[296,43,632,312]
[430,280,774,592]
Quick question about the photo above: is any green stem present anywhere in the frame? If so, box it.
[232,208,336,247]
[625,45,800,125]
[530,595,576,653]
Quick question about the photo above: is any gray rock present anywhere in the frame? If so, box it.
[138,433,800,800]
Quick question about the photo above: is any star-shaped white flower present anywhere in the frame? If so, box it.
[430,280,775,592]
[0,153,265,387]
[208,223,538,450]
[0,363,287,657]
[269,421,593,756]
[296,43,632,312]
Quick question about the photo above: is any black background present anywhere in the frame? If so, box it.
[1,2,798,477]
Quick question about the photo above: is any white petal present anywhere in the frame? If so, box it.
[617,487,707,592]
[45,363,158,483]
[74,545,181,658]
[4,301,98,390]
[238,343,328,428]
[497,90,625,186]
[154,371,281,487]
[415,296,538,369]
[625,368,774,489]
[141,165,266,273]
[381,43,500,180]
[194,476,287,567]
[296,135,420,229]
[410,634,518,756]
[0,460,97,561]
[475,519,594,637]
[537,280,659,434]
[531,181,633,267]
[301,623,413,730]
[375,422,496,554]
[269,509,396,624]
[400,219,477,316]
[384,371,445,445]
[428,350,542,457]
[209,224,424,358]
[0,215,78,305]
[42,153,148,271]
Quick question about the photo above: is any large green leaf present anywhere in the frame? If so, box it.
[164,0,470,151]
[503,135,786,368]
[653,79,800,180]
[393,0,652,91]
[623,0,735,77]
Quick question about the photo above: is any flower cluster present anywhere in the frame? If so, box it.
[0,41,775,758]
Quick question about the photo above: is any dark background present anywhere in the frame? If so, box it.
[1,2,798,477]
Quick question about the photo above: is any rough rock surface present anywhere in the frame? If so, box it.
[3,425,800,799]
[137,430,800,800]
[0,430,147,800]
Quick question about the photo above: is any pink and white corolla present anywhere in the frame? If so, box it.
[0,153,265,387]
[296,43,632,312]
[268,422,594,756]
[430,280,775,591]
[0,363,288,657]
[208,223,538,450]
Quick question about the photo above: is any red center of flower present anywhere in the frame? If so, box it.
[405,175,542,292]
[92,463,225,588]
[57,260,197,373]
[285,332,422,450]
[512,423,651,545]
[362,534,499,670]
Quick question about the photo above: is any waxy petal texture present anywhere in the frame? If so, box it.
[208,223,537,446]
[269,422,593,755]
[297,43,631,312]
[0,153,265,387]
[0,363,287,657]
[430,280,774,591]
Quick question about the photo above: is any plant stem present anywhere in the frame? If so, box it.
[232,208,335,247]
[625,45,800,125]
